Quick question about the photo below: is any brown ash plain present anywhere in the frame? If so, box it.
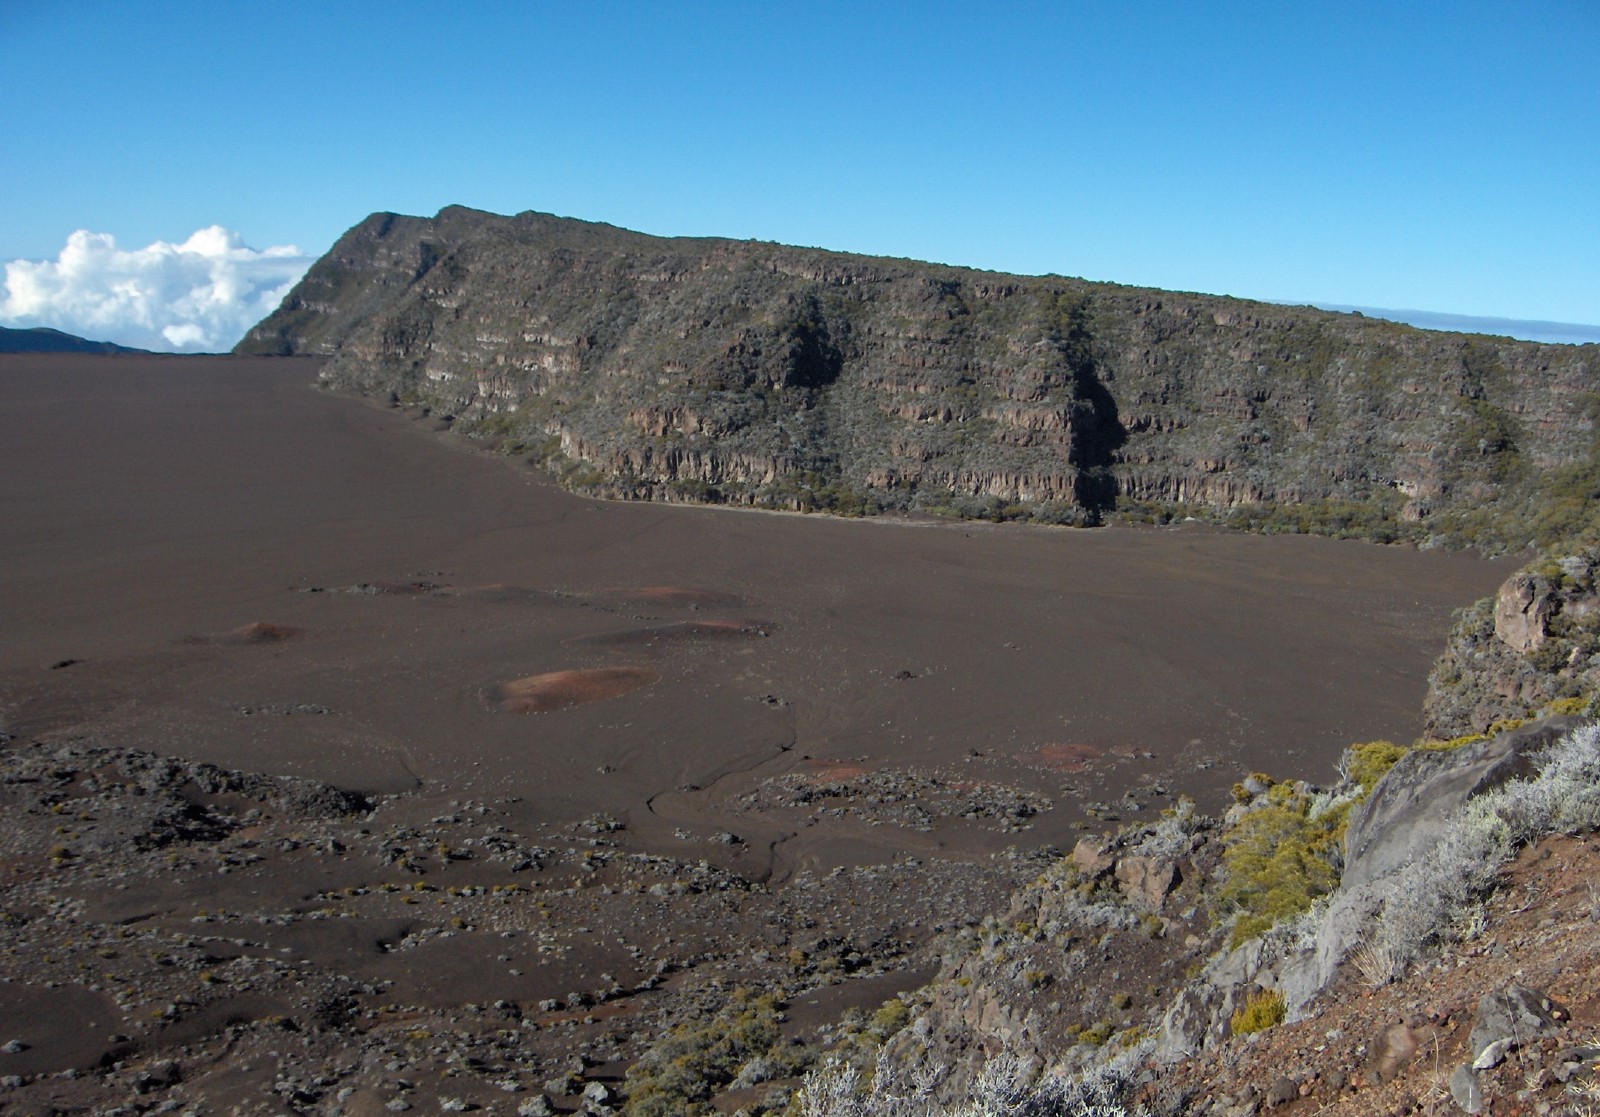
[0,353,1509,1113]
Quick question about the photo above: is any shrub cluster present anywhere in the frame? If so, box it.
[795,1046,1147,1117]
[1216,779,1344,948]
[1228,989,1286,1036]
[622,989,807,1116]
[1216,735,1479,949]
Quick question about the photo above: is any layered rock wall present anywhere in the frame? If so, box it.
[241,206,1600,547]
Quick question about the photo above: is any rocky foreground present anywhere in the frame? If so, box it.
[0,730,1029,1115]
[4,551,1600,1116]
[786,549,1600,1117]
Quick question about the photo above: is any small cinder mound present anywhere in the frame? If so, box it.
[591,586,752,610]
[491,667,659,713]
[566,619,775,649]
[1027,742,1103,773]
[222,622,303,645]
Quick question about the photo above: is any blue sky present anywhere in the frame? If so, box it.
[2,1,1596,349]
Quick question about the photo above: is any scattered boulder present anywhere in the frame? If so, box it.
[1069,837,1115,878]
[1449,1063,1484,1114]
[581,1079,615,1110]
[1444,985,1568,1115]
[1114,854,1180,912]
[1262,1076,1297,1109]
[1466,984,1565,1063]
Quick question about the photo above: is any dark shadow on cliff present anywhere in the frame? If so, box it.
[1052,295,1126,519]
[781,293,846,391]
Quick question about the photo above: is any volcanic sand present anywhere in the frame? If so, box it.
[0,353,1512,883]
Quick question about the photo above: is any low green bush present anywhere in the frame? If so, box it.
[1217,783,1341,948]
[623,988,804,1116]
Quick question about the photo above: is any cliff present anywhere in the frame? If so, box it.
[240,206,1600,551]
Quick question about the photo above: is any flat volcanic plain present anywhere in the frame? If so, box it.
[0,353,1511,1113]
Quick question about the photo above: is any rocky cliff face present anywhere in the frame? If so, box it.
[241,206,1600,550]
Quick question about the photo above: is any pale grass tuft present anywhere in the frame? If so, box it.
[1351,940,1397,988]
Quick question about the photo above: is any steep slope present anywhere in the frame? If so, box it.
[240,206,1600,551]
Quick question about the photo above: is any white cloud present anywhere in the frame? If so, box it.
[0,227,314,352]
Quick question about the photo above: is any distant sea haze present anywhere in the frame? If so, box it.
[1307,304,1600,346]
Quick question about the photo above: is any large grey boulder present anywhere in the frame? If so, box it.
[1342,716,1581,889]
[1446,985,1567,1114]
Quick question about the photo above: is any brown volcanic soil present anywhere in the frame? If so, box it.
[0,353,1513,1113]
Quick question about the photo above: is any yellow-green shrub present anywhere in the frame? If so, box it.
[1344,740,1408,795]
[1217,785,1341,948]
[1230,989,1286,1036]
[623,989,801,1116]
[868,998,910,1040]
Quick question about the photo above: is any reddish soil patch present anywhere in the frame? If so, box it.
[1027,742,1105,773]
[800,757,873,782]
[490,667,660,713]
[222,622,302,644]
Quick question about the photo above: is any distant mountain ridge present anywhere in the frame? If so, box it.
[1306,304,1600,347]
[0,325,149,354]
[240,206,1600,553]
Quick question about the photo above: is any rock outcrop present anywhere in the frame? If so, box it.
[1425,548,1600,737]
[1341,717,1582,889]
[241,206,1600,551]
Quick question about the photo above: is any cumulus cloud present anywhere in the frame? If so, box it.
[0,227,314,352]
